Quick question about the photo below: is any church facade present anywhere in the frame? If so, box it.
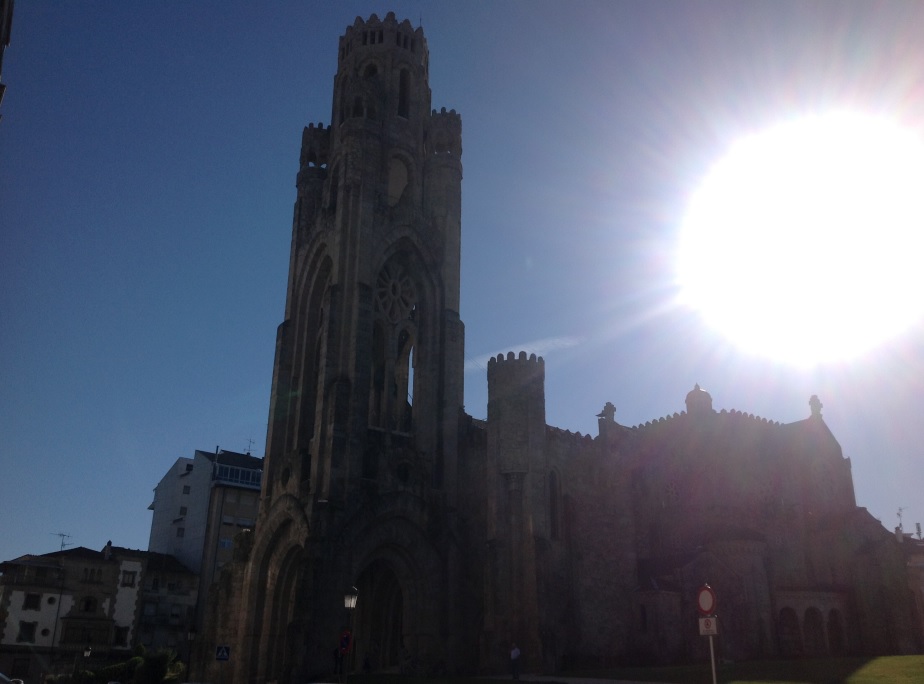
[195,13,921,682]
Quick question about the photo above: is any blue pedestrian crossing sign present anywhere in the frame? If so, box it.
[216,645,231,661]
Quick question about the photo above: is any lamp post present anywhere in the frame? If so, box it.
[342,587,358,684]
[73,646,91,677]
[187,629,196,680]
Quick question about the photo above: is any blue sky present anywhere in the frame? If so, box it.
[3,1,924,562]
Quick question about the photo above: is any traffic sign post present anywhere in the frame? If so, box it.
[697,585,716,616]
[215,645,231,684]
[696,586,718,684]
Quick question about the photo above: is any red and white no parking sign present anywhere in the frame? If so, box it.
[697,584,716,616]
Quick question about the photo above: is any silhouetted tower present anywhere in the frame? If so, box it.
[485,352,546,667]
[263,12,464,509]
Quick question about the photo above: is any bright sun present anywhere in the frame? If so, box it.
[677,111,924,366]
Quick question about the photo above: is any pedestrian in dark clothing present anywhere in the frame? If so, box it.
[510,642,521,680]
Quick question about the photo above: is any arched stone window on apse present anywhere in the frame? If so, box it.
[371,258,418,433]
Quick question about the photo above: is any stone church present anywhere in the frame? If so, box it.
[196,13,921,682]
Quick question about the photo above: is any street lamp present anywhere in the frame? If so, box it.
[344,586,358,611]
[73,646,91,676]
[342,587,358,683]
[187,629,196,679]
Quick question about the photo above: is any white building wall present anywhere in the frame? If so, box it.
[1,590,73,648]
[113,559,143,645]
[148,457,201,571]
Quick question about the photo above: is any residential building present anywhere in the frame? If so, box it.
[147,449,261,630]
[0,543,195,683]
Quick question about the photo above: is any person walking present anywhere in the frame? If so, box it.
[510,642,521,680]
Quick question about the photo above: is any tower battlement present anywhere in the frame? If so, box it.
[429,107,462,157]
[487,351,545,398]
[299,122,331,171]
[339,12,428,70]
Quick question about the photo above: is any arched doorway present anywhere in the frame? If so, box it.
[778,607,802,656]
[803,607,826,656]
[828,609,846,654]
[354,559,405,672]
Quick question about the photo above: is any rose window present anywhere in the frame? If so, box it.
[375,263,417,322]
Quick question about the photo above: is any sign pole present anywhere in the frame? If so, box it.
[697,585,718,684]
[708,634,717,684]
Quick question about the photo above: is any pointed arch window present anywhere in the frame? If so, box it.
[370,259,419,433]
[398,69,410,118]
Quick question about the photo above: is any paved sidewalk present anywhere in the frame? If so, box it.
[484,676,673,684]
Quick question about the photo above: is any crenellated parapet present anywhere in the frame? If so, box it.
[487,351,544,400]
[299,123,331,171]
[630,408,783,432]
[429,107,462,157]
[339,12,428,71]
[297,122,331,188]
[547,425,594,446]
[487,352,546,475]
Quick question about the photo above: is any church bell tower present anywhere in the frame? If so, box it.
[225,14,465,683]
[263,12,464,508]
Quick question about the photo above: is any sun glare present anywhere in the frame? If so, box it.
[677,111,924,366]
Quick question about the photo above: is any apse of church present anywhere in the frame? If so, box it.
[194,14,921,683]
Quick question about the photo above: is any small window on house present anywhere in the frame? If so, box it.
[121,571,136,587]
[179,506,187,516]
[176,527,185,538]
[143,602,156,616]
[219,538,233,549]
[17,621,37,643]
[182,485,190,495]
[364,64,377,79]
[151,577,160,591]
[353,97,363,118]
[185,464,193,472]
[23,594,41,610]
[82,597,97,613]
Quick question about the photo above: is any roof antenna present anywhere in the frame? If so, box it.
[51,532,72,551]
[245,437,255,455]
